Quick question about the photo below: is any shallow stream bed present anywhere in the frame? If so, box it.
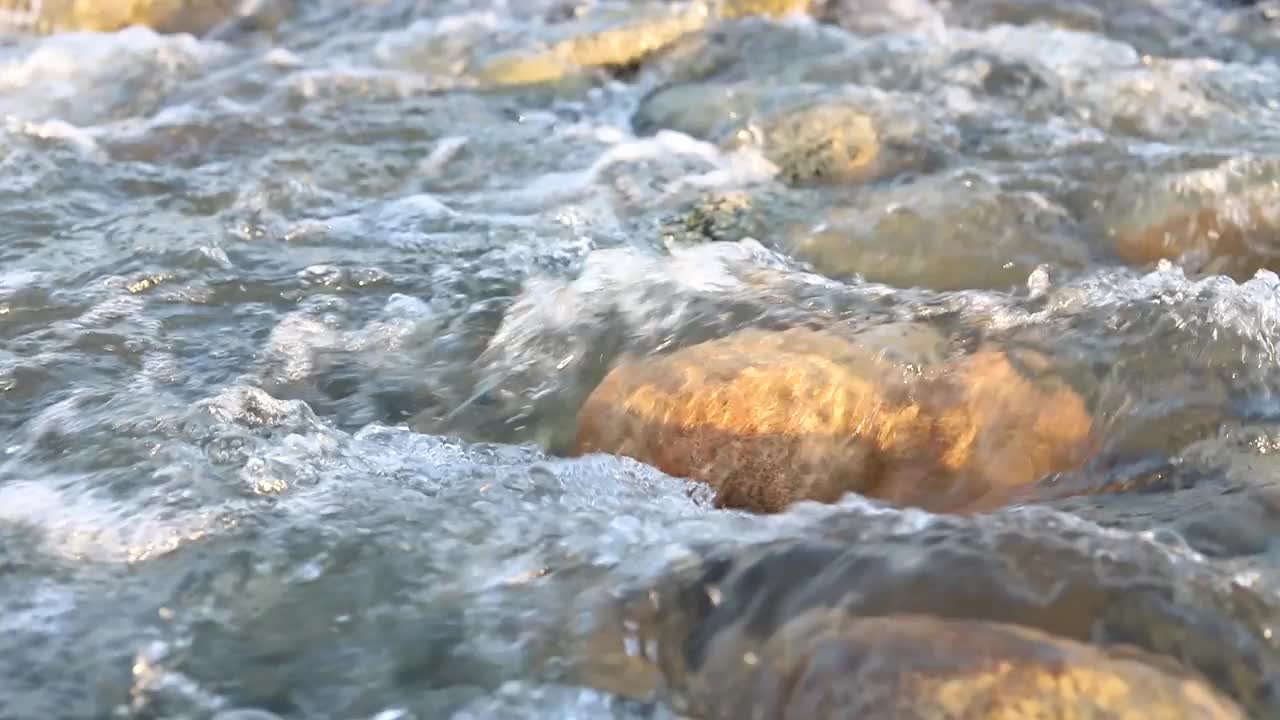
[4,1,1280,718]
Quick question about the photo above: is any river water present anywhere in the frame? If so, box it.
[3,1,1280,718]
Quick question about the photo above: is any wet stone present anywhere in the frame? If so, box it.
[652,183,826,249]
[0,0,289,36]
[643,14,867,86]
[690,611,1247,720]
[738,101,883,185]
[632,81,764,138]
[1109,193,1280,280]
[635,82,942,186]
[474,5,712,88]
[848,320,948,369]
[573,326,1095,513]
[1177,505,1272,558]
[658,190,761,246]
[785,171,1092,291]
[582,513,1280,718]
[471,0,834,89]
[718,0,817,19]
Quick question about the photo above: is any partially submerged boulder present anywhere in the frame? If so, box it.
[1110,196,1280,279]
[477,6,710,87]
[474,0,828,88]
[786,173,1091,290]
[574,525,1271,718]
[634,81,942,186]
[0,0,289,36]
[719,0,818,19]
[573,327,1094,513]
[691,610,1247,720]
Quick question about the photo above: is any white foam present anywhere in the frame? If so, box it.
[0,27,220,121]
[0,478,229,564]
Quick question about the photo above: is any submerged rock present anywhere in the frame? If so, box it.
[635,81,943,186]
[1110,196,1280,279]
[735,101,883,185]
[786,171,1091,290]
[690,611,1246,720]
[573,326,1094,513]
[575,517,1279,718]
[658,190,763,246]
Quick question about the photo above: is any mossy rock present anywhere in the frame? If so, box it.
[657,191,766,246]
[739,101,883,185]
[635,82,943,186]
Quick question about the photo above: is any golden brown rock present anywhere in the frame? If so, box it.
[474,0,833,89]
[691,610,1246,720]
[719,0,818,19]
[573,327,1094,513]
[1110,198,1280,279]
[476,7,710,87]
[2,0,263,35]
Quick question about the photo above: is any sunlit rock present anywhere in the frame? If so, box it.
[0,0,289,36]
[689,611,1247,720]
[473,0,837,88]
[718,0,817,19]
[475,4,716,88]
[573,327,1094,513]
[635,82,939,186]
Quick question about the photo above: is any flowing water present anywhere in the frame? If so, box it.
[4,1,1280,718]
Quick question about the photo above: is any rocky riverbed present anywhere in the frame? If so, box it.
[2,1,1280,718]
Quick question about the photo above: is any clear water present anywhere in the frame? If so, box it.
[3,1,1280,717]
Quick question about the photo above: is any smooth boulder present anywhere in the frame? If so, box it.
[1111,197,1280,279]
[691,610,1247,720]
[573,327,1095,513]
